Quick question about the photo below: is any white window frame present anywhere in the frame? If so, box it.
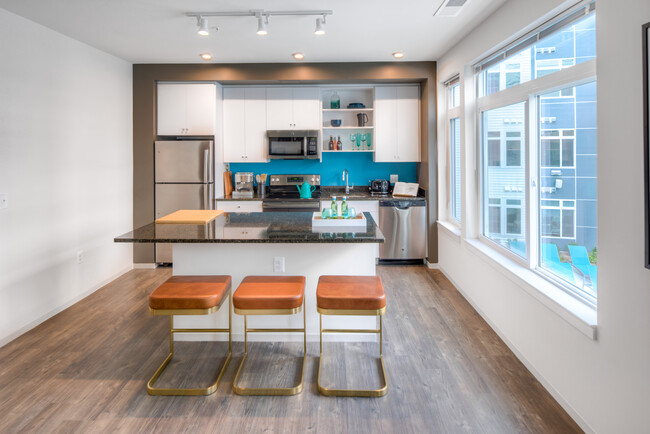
[446,76,462,225]
[474,3,597,307]
[540,128,577,169]
[541,199,577,239]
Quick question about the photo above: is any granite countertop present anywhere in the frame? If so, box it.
[320,187,427,201]
[216,186,426,202]
[115,212,384,244]
[216,194,264,201]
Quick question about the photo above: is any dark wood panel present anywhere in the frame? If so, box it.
[0,266,581,433]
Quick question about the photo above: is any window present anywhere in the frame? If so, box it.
[482,102,527,255]
[477,7,595,97]
[488,199,501,234]
[475,3,597,303]
[506,132,522,166]
[449,82,460,108]
[541,130,575,167]
[446,78,462,223]
[538,82,596,297]
[487,132,501,166]
[541,200,576,238]
[450,117,461,221]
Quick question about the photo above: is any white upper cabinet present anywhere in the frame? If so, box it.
[374,85,420,162]
[157,83,216,136]
[266,87,320,130]
[223,87,267,162]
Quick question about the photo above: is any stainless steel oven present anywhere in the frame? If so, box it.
[267,130,319,159]
[262,174,321,212]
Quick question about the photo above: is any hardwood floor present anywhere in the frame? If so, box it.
[0,265,582,433]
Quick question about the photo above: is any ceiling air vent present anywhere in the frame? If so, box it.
[433,0,469,17]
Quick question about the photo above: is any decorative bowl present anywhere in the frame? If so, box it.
[330,119,342,127]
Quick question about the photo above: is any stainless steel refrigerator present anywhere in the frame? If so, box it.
[155,137,214,263]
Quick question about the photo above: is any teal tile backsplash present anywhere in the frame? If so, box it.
[229,152,417,187]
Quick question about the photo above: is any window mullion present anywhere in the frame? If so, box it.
[528,94,539,269]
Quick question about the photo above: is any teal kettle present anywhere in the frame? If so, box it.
[297,182,316,199]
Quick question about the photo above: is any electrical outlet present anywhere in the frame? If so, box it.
[0,194,7,209]
[390,174,398,183]
[77,250,84,265]
[273,256,285,273]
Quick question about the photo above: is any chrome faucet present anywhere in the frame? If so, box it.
[342,169,350,194]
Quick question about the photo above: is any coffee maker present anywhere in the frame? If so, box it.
[233,172,254,198]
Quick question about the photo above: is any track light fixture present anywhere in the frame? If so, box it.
[256,14,268,36]
[197,17,209,36]
[314,16,326,36]
[187,9,333,37]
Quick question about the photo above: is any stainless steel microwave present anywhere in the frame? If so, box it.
[267,130,319,159]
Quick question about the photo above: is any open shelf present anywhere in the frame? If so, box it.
[323,126,374,130]
[323,108,374,112]
[320,86,375,155]
[322,149,374,153]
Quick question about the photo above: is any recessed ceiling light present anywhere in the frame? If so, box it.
[198,17,209,36]
[200,53,212,61]
[292,52,304,60]
[392,52,404,59]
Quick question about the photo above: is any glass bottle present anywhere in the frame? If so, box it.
[330,91,340,109]
[337,136,343,151]
[328,136,334,150]
[330,196,338,217]
[341,196,348,218]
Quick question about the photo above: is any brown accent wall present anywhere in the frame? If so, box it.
[132,62,437,263]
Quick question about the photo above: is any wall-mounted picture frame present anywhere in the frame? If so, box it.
[642,23,650,268]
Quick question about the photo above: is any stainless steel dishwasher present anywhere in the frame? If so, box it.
[378,199,427,261]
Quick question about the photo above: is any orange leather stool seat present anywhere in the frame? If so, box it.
[149,275,231,311]
[316,275,386,311]
[233,276,305,311]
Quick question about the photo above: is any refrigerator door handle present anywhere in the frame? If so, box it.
[203,149,209,208]
[203,149,209,184]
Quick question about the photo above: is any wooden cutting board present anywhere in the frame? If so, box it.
[224,171,233,197]
[155,209,224,224]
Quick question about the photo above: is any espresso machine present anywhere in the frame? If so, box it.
[233,172,254,198]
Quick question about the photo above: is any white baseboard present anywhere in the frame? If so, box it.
[0,265,133,348]
[426,261,439,269]
[437,265,594,434]
[133,263,157,269]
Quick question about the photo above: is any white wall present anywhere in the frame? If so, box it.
[436,0,650,432]
[0,9,133,346]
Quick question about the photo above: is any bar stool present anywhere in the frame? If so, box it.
[316,275,387,397]
[147,275,232,396]
[232,276,306,396]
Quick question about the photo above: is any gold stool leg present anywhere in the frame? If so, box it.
[147,291,233,396]
[232,306,306,396]
[317,313,388,397]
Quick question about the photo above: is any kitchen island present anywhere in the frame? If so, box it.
[115,212,384,342]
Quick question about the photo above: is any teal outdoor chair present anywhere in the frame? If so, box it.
[568,245,598,293]
[541,243,575,284]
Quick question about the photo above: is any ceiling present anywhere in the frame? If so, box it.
[0,0,506,64]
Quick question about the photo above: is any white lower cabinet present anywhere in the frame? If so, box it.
[216,201,263,213]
